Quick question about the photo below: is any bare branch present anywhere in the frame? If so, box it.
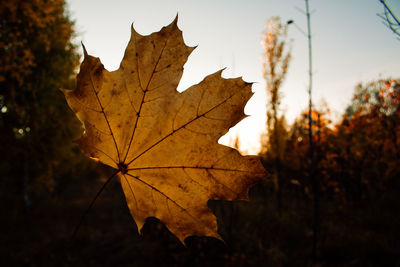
[378,0,400,40]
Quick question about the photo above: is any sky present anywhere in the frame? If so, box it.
[66,0,400,154]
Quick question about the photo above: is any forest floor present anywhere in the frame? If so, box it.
[1,169,399,266]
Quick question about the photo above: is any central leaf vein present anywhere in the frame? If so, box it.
[122,32,170,163]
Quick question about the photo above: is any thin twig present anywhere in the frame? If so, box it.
[378,0,400,39]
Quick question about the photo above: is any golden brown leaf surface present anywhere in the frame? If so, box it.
[62,17,265,243]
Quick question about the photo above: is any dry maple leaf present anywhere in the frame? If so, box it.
[62,17,265,243]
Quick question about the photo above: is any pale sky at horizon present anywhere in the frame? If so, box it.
[66,0,400,154]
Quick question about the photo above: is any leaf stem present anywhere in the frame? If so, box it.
[71,169,121,240]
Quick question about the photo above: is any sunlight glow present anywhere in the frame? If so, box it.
[67,0,400,156]
[89,157,100,162]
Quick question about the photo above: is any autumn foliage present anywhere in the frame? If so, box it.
[282,79,400,202]
[0,0,88,209]
[0,0,77,85]
[1,2,400,265]
[255,78,400,265]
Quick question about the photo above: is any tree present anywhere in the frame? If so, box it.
[287,78,400,203]
[285,105,331,194]
[338,79,400,200]
[260,17,291,214]
[0,0,89,211]
[377,0,400,40]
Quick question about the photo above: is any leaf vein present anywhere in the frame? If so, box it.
[88,69,121,162]
[126,90,241,165]
[126,173,216,234]
[122,33,170,163]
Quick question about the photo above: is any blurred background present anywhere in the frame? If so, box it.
[1,0,399,266]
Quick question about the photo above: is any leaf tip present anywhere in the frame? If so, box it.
[218,67,227,76]
[249,80,259,85]
[188,44,198,53]
[59,87,69,96]
[244,81,255,88]
[81,42,88,58]
[130,21,143,39]
[173,13,179,26]
[130,21,136,32]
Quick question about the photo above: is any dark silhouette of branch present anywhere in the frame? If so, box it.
[304,0,319,264]
[377,0,400,40]
[292,2,319,263]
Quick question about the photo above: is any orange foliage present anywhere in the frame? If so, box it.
[0,0,75,85]
[283,79,400,202]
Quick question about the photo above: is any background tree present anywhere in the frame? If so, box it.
[0,0,92,212]
[289,78,400,202]
[336,79,400,200]
[260,17,291,214]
